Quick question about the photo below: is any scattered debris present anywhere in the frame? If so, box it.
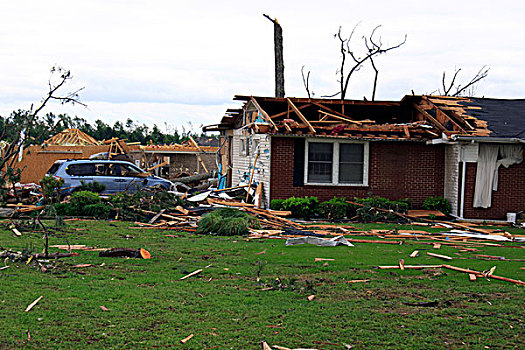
[180,269,203,280]
[180,334,194,344]
[307,295,316,301]
[98,248,151,259]
[286,236,354,247]
[427,252,453,260]
[409,250,419,258]
[100,305,109,311]
[25,296,43,312]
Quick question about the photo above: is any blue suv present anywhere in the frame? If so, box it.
[46,159,175,195]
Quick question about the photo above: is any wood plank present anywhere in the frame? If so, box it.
[318,110,362,125]
[427,252,452,260]
[287,98,316,133]
[250,97,277,131]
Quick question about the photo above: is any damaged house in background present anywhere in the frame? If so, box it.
[12,128,218,183]
[204,95,524,221]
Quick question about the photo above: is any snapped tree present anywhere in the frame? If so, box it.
[0,66,84,201]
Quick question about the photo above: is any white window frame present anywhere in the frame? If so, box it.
[304,138,369,186]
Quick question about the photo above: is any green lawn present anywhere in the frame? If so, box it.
[0,220,524,349]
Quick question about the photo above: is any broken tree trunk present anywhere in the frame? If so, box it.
[264,14,285,98]
[176,173,213,184]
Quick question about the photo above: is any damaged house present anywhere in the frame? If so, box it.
[204,95,524,220]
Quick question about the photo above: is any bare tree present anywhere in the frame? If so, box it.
[301,65,312,98]
[440,65,490,96]
[0,66,85,199]
[323,24,406,100]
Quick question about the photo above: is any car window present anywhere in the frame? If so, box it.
[107,164,122,176]
[46,163,61,175]
[65,163,96,176]
[121,164,145,177]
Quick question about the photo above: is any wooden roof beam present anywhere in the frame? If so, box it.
[413,104,448,133]
[249,97,277,131]
[318,110,362,125]
[268,103,311,119]
[287,98,316,134]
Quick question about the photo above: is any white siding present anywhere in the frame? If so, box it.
[231,129,271,208]
[444,144,460,216]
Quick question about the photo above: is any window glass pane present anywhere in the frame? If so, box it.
[309,143,332,161]
[340,144,364,163]
[339,143,364,184]
[308,142,333,183]
[339,164,363,183]
[66,164,95,176]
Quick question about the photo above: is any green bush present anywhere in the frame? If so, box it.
[77,181,106,193]
[320,197,350,219]
[53,191,109,218]
[270,199,285,210]
[422,196,451,215]
[197,208,260,236]
[109,189,186,221]
[280,196,319,219]
[40,176,64,204]
[351,195,410,222]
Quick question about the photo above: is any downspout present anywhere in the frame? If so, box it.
[460,161,466,219]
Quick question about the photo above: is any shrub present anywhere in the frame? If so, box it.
[197,208,260,236]
[40,176,64,204]
[53,191,109,218]
[423,196,451,215]
[109,189,186,221]
[270,199,285,211]
[320,197,349,220]
[77,181,106,193]
[281,196,319,219]
[351,195,410,222]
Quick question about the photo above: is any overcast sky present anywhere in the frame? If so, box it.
[1,0,523,133]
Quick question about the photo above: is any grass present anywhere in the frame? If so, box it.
[0,219,524,349]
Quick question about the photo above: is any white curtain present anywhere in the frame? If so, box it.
[493,145,523,190]
[473,144,523,208]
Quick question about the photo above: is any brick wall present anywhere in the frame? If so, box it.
[270,137,445,207]
[462,151,525,220]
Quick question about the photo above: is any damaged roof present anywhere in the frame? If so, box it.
[206,95,523,141]
[44,128,101,146]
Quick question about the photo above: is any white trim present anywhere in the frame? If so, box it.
[304,138,369,186]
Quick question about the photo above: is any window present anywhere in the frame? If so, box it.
[305,139,368,186]
[65,163,96,176]
[240,137,250,156]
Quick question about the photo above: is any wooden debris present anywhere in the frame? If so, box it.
[12,228,22,236]
[139,248,151,259]
[72,264,93,268]
[377,265,443,270]
[399,259,405,270]
[24,296,43,312]
[261,341,273,350]
[427,252,452,260]
[307,295,316,301]
[148,209,166,224]
[180,334,194,344]
[100,305,109,311]
[180,269,203,280]
[409,250,419,258]
[442,264,525,286]
[469,274,477,281]
[433,243,441,249]
[315,258,334,262]
[346,279,370,283]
